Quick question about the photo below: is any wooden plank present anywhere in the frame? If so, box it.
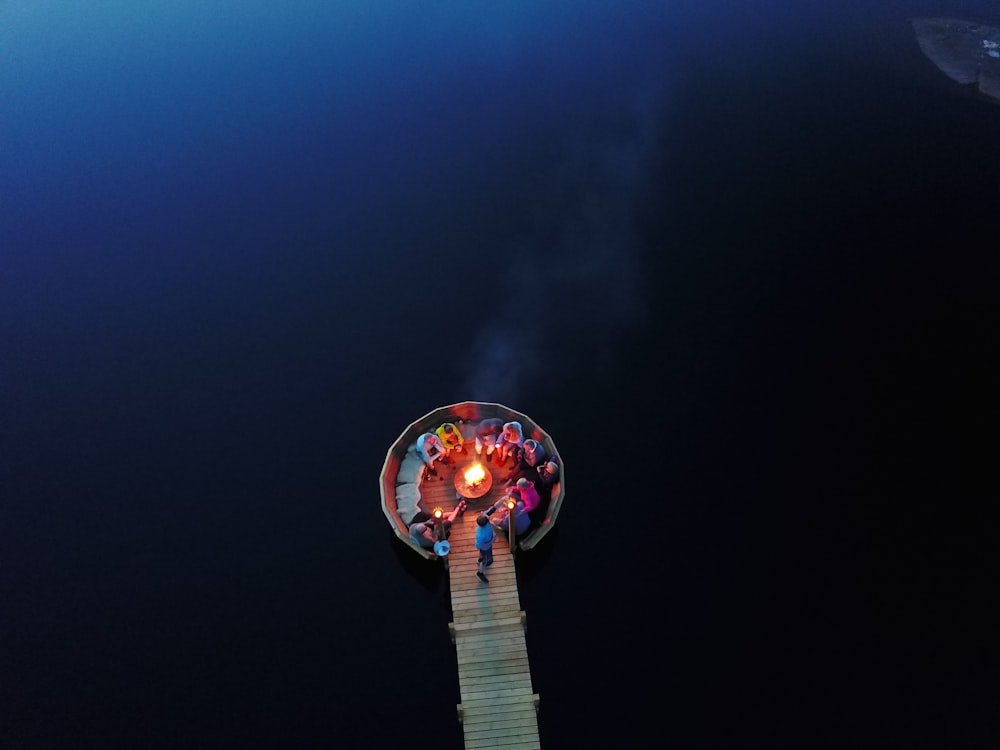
[457,651,531,667]
[456,628,524,642]
[450,573,518,587]
[452,597,521,614]
[450,583,519,599]
[462,715,538,732]
[452,615,524,633]
[450,570,515,582]
[451,597,520,611]
[457,649,530,663]
[456,647,526,663]
[451,589,519,603]
[462,709,537,726]
[456,638,526,655]
[455,637,526,654]
[451,594,519,607]
[466,724,540,742]
[456,630,525,644]
[459,672,533,690]
[465,738,540,750]
[459,691,535,708]
[459,672,532,687]
[460,710,538,728]
[464,738,540,750]
[457,647,530,662]
[466,734,540,749]
[462,703,538,721]
[456,643,526,658]
[452,608,523,625]
[451,584,519,599]
[458,657,530,673]
[455,637,526,653]
[461,687,536,705]
[456,633,525,647]
[459,669,533,687]
[464,720,539,737]
[453,609,521,623]
[460,698,538,714]
[450,589,520,603]
[459,662,531,679]
[465,726,541,744]
[460,684,534,700]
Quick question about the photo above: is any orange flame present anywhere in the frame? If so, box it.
[464,464,486,486]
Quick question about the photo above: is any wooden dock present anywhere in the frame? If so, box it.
[419,453,542,750]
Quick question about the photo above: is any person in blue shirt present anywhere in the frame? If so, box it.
[475,513,495,584]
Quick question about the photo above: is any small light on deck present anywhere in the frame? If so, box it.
[507,498,516,510]
[463,463,486,487]
[433,507,443,519]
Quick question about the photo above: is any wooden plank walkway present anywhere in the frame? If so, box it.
[419,448,541,750]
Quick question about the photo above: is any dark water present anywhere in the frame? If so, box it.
[2,2,998,748]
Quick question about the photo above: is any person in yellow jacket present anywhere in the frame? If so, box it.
[435,422,465,462]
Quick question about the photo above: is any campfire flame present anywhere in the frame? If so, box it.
[463,464,486,486]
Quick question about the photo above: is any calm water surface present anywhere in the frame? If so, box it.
[2,2,997,748]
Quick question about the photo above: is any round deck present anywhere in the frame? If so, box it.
[380,402,565,559]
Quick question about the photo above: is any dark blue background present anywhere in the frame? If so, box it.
[2,2,997,748]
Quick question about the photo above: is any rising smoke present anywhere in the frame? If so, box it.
[459,91,665,404]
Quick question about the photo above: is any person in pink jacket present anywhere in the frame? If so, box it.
[515,477,540,514]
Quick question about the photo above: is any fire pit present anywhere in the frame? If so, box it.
[454,461,493,499]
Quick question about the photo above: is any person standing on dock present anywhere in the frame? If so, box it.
[475,513,495,584]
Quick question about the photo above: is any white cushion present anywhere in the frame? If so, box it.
[396,482,422,525]
[397,451,424,485]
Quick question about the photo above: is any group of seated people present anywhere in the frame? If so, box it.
[409,484,534,558]
[415,418,528,473]
[472,418,519,464]
[406,417,562,551]
[414,421,466,478]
